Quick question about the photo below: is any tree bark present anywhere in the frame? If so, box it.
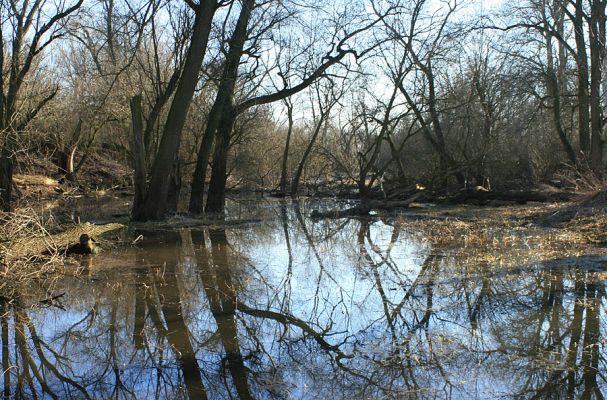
[205,109,237,214]
[291,112,326,196]
[57,119,83,182]
[166,157,182,213]
[133,0,217,221]
[573,0,591,155]
[279,99,294,194]
[130,95,147,217]
[589,0,606,171]
[542,8,577,164]
[0,143,14,211]
[189,0,255,214]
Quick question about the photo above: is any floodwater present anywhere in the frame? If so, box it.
[2,200,607,399]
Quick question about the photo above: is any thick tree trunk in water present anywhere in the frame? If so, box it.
[201,16,357,212]
[358,178,372,210]
[205,111,236,214]
[189,0,254,214]
[133,1,216,221]
[189,111,217,214]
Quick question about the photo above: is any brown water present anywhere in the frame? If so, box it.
[2,200,607,399]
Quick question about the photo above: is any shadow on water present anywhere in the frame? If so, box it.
[1,199,607,399]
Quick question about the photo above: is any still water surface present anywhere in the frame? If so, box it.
[2,200,607,399]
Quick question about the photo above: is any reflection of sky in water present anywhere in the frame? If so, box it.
[246,219,428,335]
[3,201,607,399]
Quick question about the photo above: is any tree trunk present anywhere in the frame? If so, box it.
[188,112,217,214]
[590,0,606,171]
[0,127,17,211]
[130,95,147,219]
[400,86,464,185]
[205,110,237,214]
[279,100,294,194]
[385,134,407,179]
[0,152,13,211]
[189,0,255,214]
[574,0,591,155]
[166,157,182,213]
[133,1,217,221]
[200,16,358,213]
[542,14,577,164]
[291,113,325,196]
[57,119,84,182]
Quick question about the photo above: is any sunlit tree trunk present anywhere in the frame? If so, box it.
[205,109,237,213]
[133,0,217,221]
[189,0,255,214]
[573,0,591,156]
[542,5,577,164]
[589,0,606,170]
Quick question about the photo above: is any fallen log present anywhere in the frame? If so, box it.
[367,192,426,209]
[442,188,577,205]
[310,192,425,220]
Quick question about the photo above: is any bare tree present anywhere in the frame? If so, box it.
[291,78,345,196]
[188,0,260,214]
[202,5,386,213]
[278,96,294,194]
[0,0,84,210]
[132,0,223,221]
[374,0,466,186]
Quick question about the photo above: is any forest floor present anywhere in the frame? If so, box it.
[8,162,607,241]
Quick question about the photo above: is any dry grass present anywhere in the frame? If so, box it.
[0,208,60,294]
[554,161,604,192]
[0,208,125,295]
[13,174,58,186]
[398,201,606,276]
[8,221,125,258]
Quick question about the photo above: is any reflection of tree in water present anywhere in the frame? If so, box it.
[0,204,606,398]
[0,232,210,399]
[489,265,605,399]
[198,228,252,400]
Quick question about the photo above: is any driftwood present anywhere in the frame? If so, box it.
[6,222,124,259]
[443,188,577,205]
[310,192,425,220]
[367,192,426,209]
